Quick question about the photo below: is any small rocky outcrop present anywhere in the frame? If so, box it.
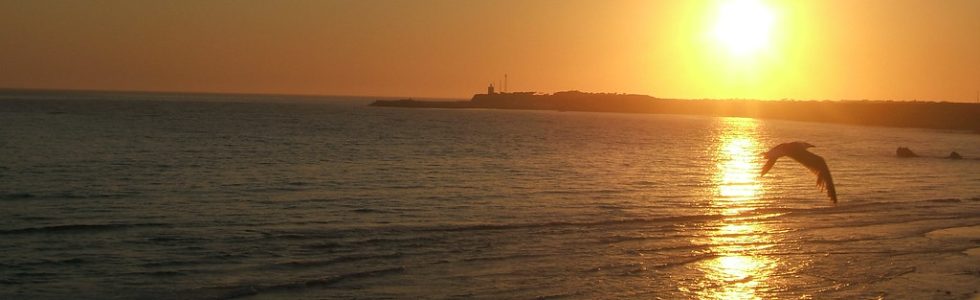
[896,147,918,158]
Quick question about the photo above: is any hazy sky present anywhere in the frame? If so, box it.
[2,0,978,101]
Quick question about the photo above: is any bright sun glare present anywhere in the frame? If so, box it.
[711,0,775,56]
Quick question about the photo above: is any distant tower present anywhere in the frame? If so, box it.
[504,74,508,93]
[488,83,495,95]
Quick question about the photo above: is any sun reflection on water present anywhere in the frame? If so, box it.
[713,118,765,215]
[696,117,777,299]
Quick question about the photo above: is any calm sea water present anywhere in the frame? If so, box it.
[1,94,979,299]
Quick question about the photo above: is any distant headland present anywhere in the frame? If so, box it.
[371,87,980,131]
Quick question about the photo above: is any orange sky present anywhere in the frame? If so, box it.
[1,0,978,101]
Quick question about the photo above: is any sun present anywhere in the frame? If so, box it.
[711,0,776,57]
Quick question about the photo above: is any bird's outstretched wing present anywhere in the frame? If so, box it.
[760,145,788,176]
[789,151,837,203]
[760,156,778,176]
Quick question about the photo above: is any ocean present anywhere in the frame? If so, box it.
[1,92,979,299]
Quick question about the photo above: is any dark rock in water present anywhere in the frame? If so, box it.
[947,151,962,160]
[896,147,918,158]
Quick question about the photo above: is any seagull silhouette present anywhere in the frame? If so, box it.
[760,142,837,203]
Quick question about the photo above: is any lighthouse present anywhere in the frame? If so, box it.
[487,83,495,95]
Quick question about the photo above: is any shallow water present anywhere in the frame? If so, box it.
[1,94,979,299]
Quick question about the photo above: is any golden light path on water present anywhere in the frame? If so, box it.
[697,117,778,300]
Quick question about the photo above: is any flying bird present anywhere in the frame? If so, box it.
[760,142,837,203]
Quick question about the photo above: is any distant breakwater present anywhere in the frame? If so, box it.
[371,91,980,131]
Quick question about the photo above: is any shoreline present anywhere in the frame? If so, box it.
[372,91,980,131]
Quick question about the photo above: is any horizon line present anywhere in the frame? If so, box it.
[1,86,976,104]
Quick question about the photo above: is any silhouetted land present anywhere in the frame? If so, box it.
[371,91,980,131]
